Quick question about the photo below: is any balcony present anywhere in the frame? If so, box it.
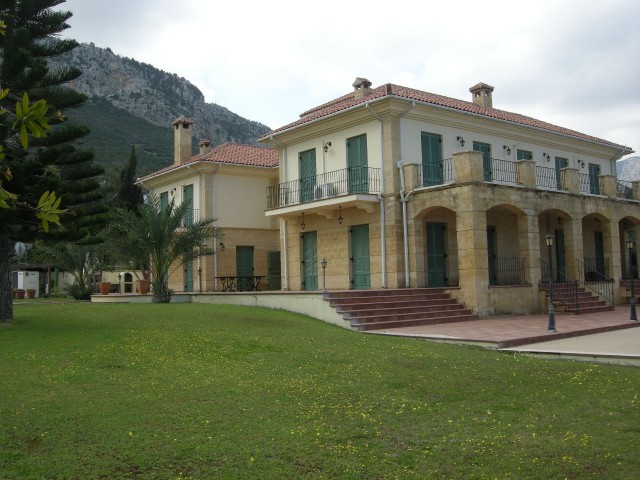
[266,167,381,210]
[180,208,199,228]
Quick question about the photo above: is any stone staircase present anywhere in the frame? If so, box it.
[539,282,613,314]
[324,288,478,331]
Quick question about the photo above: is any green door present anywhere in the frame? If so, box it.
[588,163,601,194]
[267,251,281,290]
[421,132,443,186]
[487,225,497,286]
[160,191,169,209]
[236,246,254,291]
[594,231,605,277]
[347,134,368,193]
[302,232,318,290]
[426,222,446,287]
[473,142,492,181]
[183,257,193,292]
[299,149,316,203]
[351,225,371,289]
[555,229,566,282]
[182,184,194,226]
[555,157,568,190]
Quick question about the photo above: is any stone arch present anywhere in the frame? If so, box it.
[485,204,529,285]
[619,216,640,280]
[581,212,613,279]
[412,206,458,288]
[537,209,574,282]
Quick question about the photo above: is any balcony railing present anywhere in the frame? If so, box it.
[181,208,199,227]
[485,158,520,185]
[488,256,527,285]
[536,165,561,190]
[579,173,601,195]
[580,257,609,280]
[266,167,381,209]
[416,158,454,188]
[617,179,633,199]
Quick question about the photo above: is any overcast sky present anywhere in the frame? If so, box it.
[57,0,639,159]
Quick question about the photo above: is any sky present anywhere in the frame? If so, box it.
[57,0,640,159]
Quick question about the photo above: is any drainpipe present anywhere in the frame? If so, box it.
[270,135,289,289]
[212,170,218,291]
[397,101,416,288]
[366,103,387,288]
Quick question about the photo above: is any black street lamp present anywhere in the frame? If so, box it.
[545,233,556,332]
[626,239,637,321]
[117,272,122,294]
[321,257,328,292]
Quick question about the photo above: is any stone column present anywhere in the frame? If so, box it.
[517,160,536,189]
[455,191,490,315]
[561,167,580,194]
[518,213,541,285]
[604,219,622,300]
[633,181,640,201]
[563,218,584,280]
[453,151,485,184]
[600,175,617,199]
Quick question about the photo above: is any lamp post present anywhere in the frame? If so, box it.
[321,257,327,293]
[627,239,637,321]
[117,273,122,294]
[545,233,556,332]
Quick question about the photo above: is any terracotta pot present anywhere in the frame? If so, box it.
[98,282,111,295]
[135,279,150,294]
[25,289,36,299]
[13,290,25,299]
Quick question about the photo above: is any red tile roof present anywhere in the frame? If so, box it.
[138,143,278,182]
[261,83,630,151]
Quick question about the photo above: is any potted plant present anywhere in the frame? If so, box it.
[25,288,36,299]
[135,278,150,294]
[12,289,25,299]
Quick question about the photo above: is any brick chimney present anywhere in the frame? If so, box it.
[199,140,213,155]
[353,77,372,100]
[469,82,494,109]
[172,116,194,165]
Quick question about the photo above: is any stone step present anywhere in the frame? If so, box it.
[333,299,458,312]
[325,288,445,299]
[347,307,474,323]
[329,293,452,305]
[343,303,467,319]
[354,314,480,331]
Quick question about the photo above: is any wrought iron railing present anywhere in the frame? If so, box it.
[181,208,199,227]
[486,158,520,185]
[416,158,454,188]
[488,256,527,285]
[617,179,633,199]
[579,173,601,195]
[581,257,609,280]
[577,258,614,306]
[266,167,382,209]
[540,258,580,312]
[535,165,560,190]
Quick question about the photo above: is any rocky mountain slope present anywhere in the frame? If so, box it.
[617,156,640,181]
[48,43,270,175]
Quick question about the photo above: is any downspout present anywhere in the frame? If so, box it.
[397,101,416,288]
[365,103,387,288]
[212,169,218,291]
[198,172,203,292]
[270,135,289,289]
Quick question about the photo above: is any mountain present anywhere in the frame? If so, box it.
[617,156,640,181]
[48,43,270,176]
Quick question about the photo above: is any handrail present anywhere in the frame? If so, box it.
[540,258,580,313]
[577,258,614,306]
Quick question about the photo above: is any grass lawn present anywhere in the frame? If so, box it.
[1,303,639,479]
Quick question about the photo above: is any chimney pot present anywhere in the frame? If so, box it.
[172,116,194,165]
[353,77,372,100]
[469,82,494,109]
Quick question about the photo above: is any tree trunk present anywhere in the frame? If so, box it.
[0,235,14,322]
[151,278,171,303]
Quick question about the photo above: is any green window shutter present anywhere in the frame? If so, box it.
[421,132,443,186]
[299,149,317,203]
[473,142,492,181]
[588,163,601,194]
[347,135,368,193]
[160,192,169,209]
[351,224,371,290]
[183,184,194,226]
[236,246,255,291]
[184,257,193,292]
[302,232,318,290]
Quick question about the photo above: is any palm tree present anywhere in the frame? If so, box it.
[110,194,218,303]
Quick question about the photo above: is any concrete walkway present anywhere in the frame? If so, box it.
[371,307,640,366]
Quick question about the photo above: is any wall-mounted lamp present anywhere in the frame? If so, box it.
[456,136,465,148]
[301,212,305,230]
[543,153,551,162]
[578,159,585,168]
[338,206,343,225]
[219,242,225,251]
[170,188,176,196]
[503,145,511,156]
[323,141,332,153]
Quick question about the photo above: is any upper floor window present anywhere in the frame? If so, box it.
[516,149,532,161]
[421,132,443,186]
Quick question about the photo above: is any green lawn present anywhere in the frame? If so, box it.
[1,304,639,479]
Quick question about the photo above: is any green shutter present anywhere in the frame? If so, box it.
[487,226,497,286]
[299,149,317,203]
[183,184,194,226]
[473,142,492,181]
[351,225,371,290]
[347,135,368,193]
[236,246,254,291]
[160,192,169,209]
[421,132,443,186]
[588,163,601,194]
[267,251,281,290]
[184,257,193,292]
[302,232,318,290]
[426,222,447,287]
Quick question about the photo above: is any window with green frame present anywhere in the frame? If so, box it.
[516,149,532,161]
